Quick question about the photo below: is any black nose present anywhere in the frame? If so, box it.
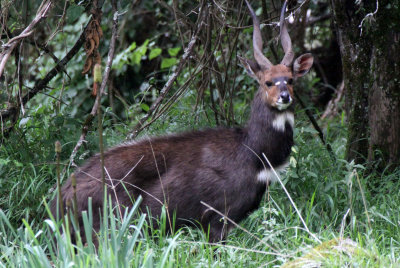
[280,91,290,103]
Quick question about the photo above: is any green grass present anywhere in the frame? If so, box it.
[1,99,400,267]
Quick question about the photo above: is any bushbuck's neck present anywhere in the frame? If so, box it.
[243,89,294,168]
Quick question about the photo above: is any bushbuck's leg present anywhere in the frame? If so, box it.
[207,218,232,243]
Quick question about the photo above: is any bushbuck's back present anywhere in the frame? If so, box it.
[51,0,313,243]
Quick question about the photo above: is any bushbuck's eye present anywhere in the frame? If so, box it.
[287,78,293,85]
[265,81,273,87]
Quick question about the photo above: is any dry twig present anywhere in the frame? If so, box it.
[0,0,52,78]
[321,81,345,120]
[68,0,120,168]
[0,12,90,138]
[127,2,208,140]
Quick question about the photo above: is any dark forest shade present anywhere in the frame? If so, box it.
[50,1,313,243]
[331,0,400,169]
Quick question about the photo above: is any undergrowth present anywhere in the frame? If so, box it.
[1,91,400,267]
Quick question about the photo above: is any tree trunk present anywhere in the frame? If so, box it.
[330,0,400,169]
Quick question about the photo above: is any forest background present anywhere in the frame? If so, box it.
[0,0,399,266]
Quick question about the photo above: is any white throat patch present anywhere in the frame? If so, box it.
[272,112,294,132]
[256,161,289,183]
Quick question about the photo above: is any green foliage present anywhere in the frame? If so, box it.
[0,197,149,267]
[113,40,149,71]
[1,0,399,266]
[160,47,181,69]
[149,47,162,60]
[161,57,178,69]
[167,47,181,57]
[113,41,181,71]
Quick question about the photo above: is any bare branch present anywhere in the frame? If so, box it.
[0,0,52,78]
[156,0,194,29]
[359,0,379,36]
[127,2,208,140]
[0,14,90,135]
[306,13,331,26]
[321,81,345,120]
[68,0,120,167]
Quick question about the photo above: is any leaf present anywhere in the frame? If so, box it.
[149,48,162,60]
[168,47,181,57]
[290,156,297,168]
[130,52,142,66]
[161,57,177,69]
[140,103,150,112]
[136,40,149,56]
[66,5,85,24]
[130,40,149,65]
[0,159,11,166]
[128,42,137,51]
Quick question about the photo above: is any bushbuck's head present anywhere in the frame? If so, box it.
[240,0,314,111]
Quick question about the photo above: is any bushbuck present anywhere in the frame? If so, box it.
[51,0,313,243]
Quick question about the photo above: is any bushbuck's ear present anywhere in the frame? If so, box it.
[239,56,261,81]
[293,53,313,78]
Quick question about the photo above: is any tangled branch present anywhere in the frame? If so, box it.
[127,2,208,140]
[68,0,120,168]
[0,0,52,78]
